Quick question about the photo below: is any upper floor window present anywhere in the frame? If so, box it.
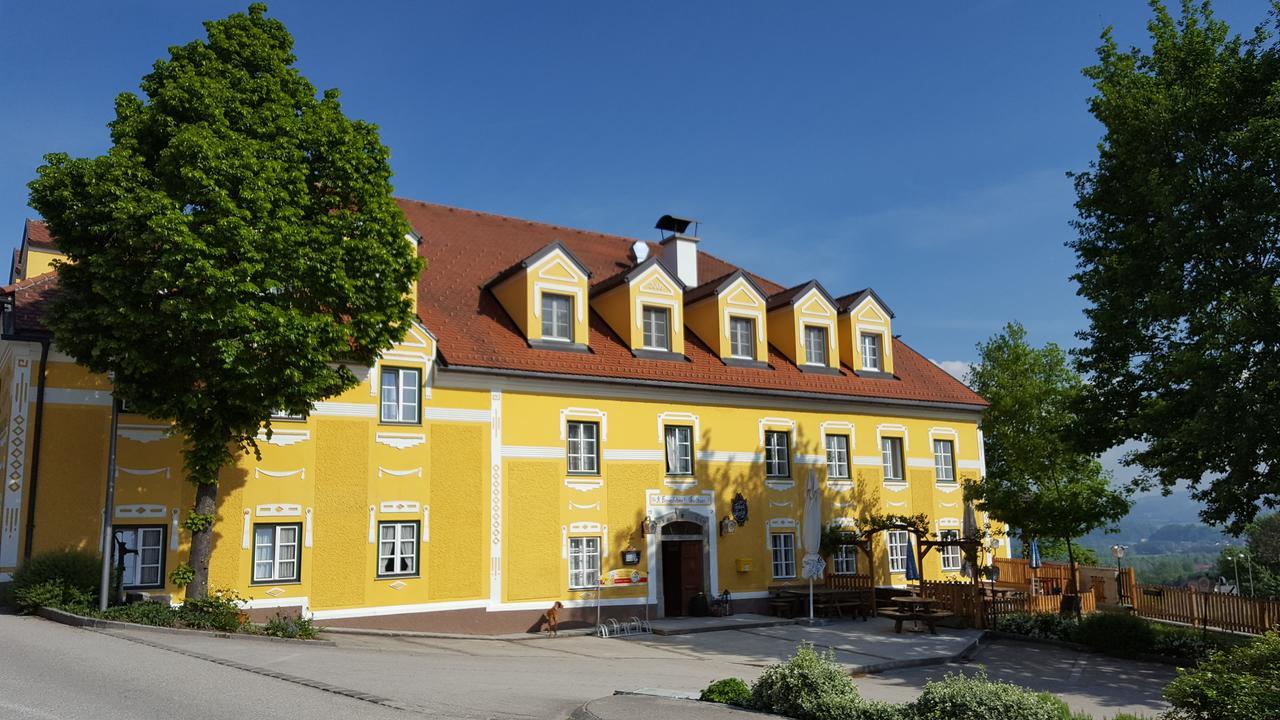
[804,325,828,365]
[566,420,599,475]
[377,521,419,577]
[770,532,796,579]
[933,439,955,484]
[380,367,420,424]
[764,430,790,478]
[729,317,756,359]
[112,526,165,589]
[568,536,600,589]
[881,436,904,483]
[253,523,300,584]
[825,434,850,479]
[664,425,693,475]
[642,306,671,351]
[860,333,882,371]
[887,529,908,574]
[541,293,573,341]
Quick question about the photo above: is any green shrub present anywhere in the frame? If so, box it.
[177,589,247,632]
[13,580,94,613]
[811,694,910,720]
[1150,623,1210,661]
[701,678,752,707]
[751,643,861,720]
[909,671,1065,720]
[261,613,319,640]
[1163,630,1280,720]
[1073,612,1154,658]
[997,612,1078,641]
[1037,692,1092,720]
[100,601,179,627]
[11,549,102,612]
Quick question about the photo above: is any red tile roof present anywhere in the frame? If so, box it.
[6,203,986,409]
[24,219,56,250]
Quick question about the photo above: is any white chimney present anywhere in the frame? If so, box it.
[654,214,700,287]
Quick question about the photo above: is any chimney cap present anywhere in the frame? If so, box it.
[655,214,699,236]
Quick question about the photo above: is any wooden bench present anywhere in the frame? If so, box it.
[879,609,956,635]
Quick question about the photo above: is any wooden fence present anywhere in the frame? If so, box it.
[1133,584,1280,636]
[920,580,1097,628]
[994,557,1137,606]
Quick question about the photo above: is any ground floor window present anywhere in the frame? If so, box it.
[568,536,600,589]
[770,532,796,579]
[939,529,962,571]
[378,521,419,577]
[833,544,858,575]
[112,525,165,588]
[253,523,300,583]
[887,529,908,574]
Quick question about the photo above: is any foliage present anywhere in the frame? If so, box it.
[100,601,179,627]
[1027,538,1099,567]
[261,613,319,640]
[1073,612,1154,658]
[1163,631,1280,720]
[700,678,752,707]
[177,588,247,632]
[168,562,195,588]
[1039,693,1092,720]
[12,549,102,598]
[1214,546,1280,598]
[13,580,95,614]
[1245,514,1280,573]
[857,513,931,539]
[964,322,1131,596]
[1150,623,1210,662]
[1069,1,1280,533]
[750,643,862,720]
[909,671,1066,720]
[26,4,422,598]
[995,612,1077,642]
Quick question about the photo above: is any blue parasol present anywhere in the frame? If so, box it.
[1028,539,1042,570]
[905,538,920,581]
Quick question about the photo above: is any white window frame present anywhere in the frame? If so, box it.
[377,521,419,577]
[834,543,858,576]
[770,532,796,579]
[881,436,904,483]
[860,332,882,371]
[541,293,573,341]
[933,439,956,484]
[939,529,962,572]
[764,430,790,478]
[729,316,755,359]
[641,305,671,351]
[380,367,421,424]
[253,523,301,584]
[664,425,693,476]
[804,325,828,366]
[887,529,908,574]
[567,421,599,475]
[568,536,601,589]
[114,525,165,589]
[825,434,850,479]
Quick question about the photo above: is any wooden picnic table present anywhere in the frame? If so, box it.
[769,586,872,620]
[880,595,953,634]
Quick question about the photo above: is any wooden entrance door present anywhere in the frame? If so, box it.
[661,539,705,616]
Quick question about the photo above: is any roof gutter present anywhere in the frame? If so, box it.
[22,338,49,561]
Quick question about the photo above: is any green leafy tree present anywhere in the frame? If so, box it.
[1245,513,1280,574]
[27,4,421,599]
[1022,538,1099,567]
[1069,1,1280,533]
[964,322,1131,607]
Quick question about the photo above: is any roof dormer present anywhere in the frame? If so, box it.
[766,280,840,373]
[591,256,686,359]
[488,241,592,351]
[684,270,770,368]
[837,288,895,376]
[10,219,63,284]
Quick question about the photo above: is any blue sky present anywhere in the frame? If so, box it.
[0,1,1271,372]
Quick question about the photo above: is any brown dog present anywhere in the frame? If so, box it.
[545,601,564,637]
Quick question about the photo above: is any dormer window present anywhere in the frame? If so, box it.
[641,306,670,351]
[541,293,573,342]
[729,317,755,359]
[804,325,828,366]
[860,333,881,371]
[765,280,839,372]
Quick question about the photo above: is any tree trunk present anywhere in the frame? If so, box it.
[186,481,219,600]
[1063,536,1082,620]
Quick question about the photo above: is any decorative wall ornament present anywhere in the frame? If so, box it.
[569,522,601,533]
[765,479,795,492]
[114,504,166,519]
[264,587,285,597]
[767,518,797,529]
[170,509,180,550]
[117,423,171,443]
[377,467,423,478]
[241,509,252,549]
[568,501,600,510]
[826,481,854,492]
[379,500,420,514]
[663,477,697,490]
[256,504,302,518]
[116,467,170,479]
[422,506,430,543]
[560,407,607,441]
[769,500,793,508]
[731,493,749,525]
[368,506,376,543]
[255,429,311,447]
[254,468,305,480]
[389,581,407,591]
[304,508,314,548]
[376,432,426,450]
[564,478,603,492]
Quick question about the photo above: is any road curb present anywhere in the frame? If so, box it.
[317,624,595,641]
[848,633,984,675]
[37,606,337,646]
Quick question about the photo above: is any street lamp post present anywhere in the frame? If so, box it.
[1111,544,1127,606]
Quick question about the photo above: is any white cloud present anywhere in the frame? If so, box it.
[931,359,973,385]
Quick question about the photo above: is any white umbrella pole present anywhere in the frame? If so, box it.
[809,578,814,621]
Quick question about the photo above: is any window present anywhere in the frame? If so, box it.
[112,526,164,588]
[770,532,796,579]
[825,434,850,479]
[764,430,790,478]
[253,524,300,583]
[933,439,955,484]
[377,522,418,577]
[860,333,881,371]
[887,529,909,574]
[729,316,755,359]
[568,536,600,589]
[541,293,573,341]
[566,421,599,475]
[834,543,858,575]
[804,325,828,366]
[641,306,671,351]
[664,425,693,475]
[380,367,420,424]
[881,436,904,483]
[939,529,962,572]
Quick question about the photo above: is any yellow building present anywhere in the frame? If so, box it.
[0,201,1001,633]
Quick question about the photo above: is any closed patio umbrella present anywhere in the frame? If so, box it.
[960,502,979,579]
[905,537,920,582]
[800,470,825,621]
[1028,539,1042,569]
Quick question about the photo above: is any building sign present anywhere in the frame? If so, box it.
[651,494,712,507]
[621,548,641,566]
[600,569,648,586]
[731,493,749,525]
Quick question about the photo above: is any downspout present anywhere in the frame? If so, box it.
[22,338,50,561]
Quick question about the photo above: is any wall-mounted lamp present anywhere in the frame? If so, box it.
[641,516,654,537]
[720,515,738,536]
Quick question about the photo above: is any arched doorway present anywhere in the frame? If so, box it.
[658,518,708,617]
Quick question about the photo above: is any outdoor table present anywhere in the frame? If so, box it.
[778,587,870,620]
[882,596,950,634]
